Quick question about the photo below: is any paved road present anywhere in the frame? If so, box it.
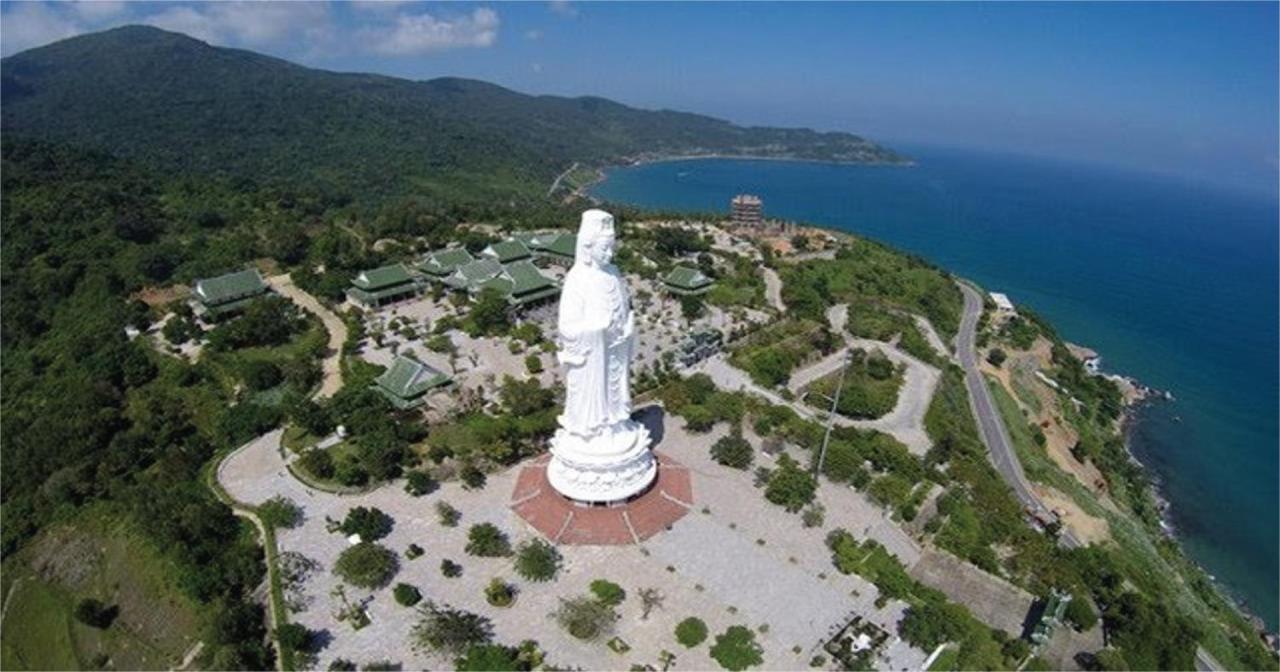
[762,266,786,313]
[955,282,1080,549]
[268,274,347,399]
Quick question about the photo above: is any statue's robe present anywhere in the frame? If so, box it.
[557,260,634,438]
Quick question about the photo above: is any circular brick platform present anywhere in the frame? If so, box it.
[510,452,693,545]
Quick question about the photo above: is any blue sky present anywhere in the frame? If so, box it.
[2,1,1277,194]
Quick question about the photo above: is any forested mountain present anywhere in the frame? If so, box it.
[1,25,905,204]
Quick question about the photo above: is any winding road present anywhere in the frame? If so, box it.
[955,282,1080,549]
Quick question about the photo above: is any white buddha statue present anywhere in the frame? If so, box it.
[547,209,656,503]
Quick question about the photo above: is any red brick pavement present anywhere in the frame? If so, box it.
[510,452,693,545]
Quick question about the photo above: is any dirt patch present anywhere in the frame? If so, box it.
[133,284,190,308]
[1034,485,1110,545]
[27,527,102,591]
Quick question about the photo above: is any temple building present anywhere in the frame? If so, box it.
[441,257,560,307]
[373,354,451,409]
[731,193,764,228]
[513,231,577,265]
[192,268,269,320]
[347,263,420,308]
[662,265,715,296]
[418,247,475,280]
[480,239,533,264]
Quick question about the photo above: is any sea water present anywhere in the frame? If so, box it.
[593,146,1279,628]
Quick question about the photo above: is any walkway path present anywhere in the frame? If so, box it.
[547,161,579,197]
[955,281,1080,549]
[762,266,786,313]
[268,274,347,399]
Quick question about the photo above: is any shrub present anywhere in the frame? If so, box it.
[412,602,493,656]
[525,354,543,374]
[406,543,424,559]
[441,559,463,578]
[465,523,512,557]
[258,496,303,529]
[801,503,826,528]
[711,433,753,469]
[298,448,335,479]
[333,543,398,588]
[456,644,523,672]
[340,506,394,541]
[709,626,764,671]
[986,348,1007,367]
[590,579,626,606]
[514,539,562,582]
[394,583,423,607]
[436,501,461,527]
[675,617,708,648]
[552,596,618,641]
[405,471,438,496]
[485,578,515,607]
[460,464,488,490]
[73,598,117,629]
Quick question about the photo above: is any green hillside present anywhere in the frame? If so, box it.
[1,25,905,205]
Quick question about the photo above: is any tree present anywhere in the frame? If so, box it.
[675,617,708,648]
[276,623,313,652]
[590,579,626,606]
[764,454,817,512]
[298,448,335,480]
[441,559,463,578]
[466,523,512,557]
[412,602,494,655]
[524,354,543,374]
[709,626,764,671]
[499,376,555,416]
[258,496,303,529]
[552,596,618,641]
[333,542,398,588]
[460,464,487,490]
[469,288,510,336]
[711,433,753,469]
[405,470,438,496]
[1064,594,1098,631]
[340,507,394,541]
[898,601,970,649]
[73,598,117,629]
[394,583,423,607]
[514,538,562,582]
[986,348,1007,367]
[638,587,665,620]
[680,294,705,320]
[242,360,283,391]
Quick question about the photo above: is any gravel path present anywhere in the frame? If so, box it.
[762,266,786,313]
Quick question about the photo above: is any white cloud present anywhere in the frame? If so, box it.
[548,0,577,18]
[0,2,81,56]
[143,1,332,47]
[361,7,499,55]
[71,1,126,21]
[524,28,542,41]
[349,0,411,13]
[531,62,543,74]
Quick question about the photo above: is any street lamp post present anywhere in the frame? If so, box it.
[813,350,854,478]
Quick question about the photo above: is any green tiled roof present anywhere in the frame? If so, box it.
[484,240,532,263]
[447,258,504,289]
[537,233,577,259]
[374,355,450,408]
[353,263,414,290]
[504,260,556,296]
[663,266,714,290]
[419,248,474,276]
[194,269,267,306]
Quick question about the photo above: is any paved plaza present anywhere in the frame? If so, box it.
[218,410,931,671]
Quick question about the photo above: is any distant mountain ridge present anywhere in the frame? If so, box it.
[1,25,907,203]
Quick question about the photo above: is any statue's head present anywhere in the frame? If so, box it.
[575,209,616,267]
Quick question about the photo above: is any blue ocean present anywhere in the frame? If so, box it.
[593,147,1279,628]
